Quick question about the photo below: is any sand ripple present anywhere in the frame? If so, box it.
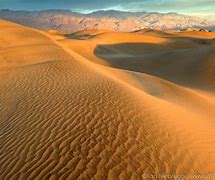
[1,20,215,179]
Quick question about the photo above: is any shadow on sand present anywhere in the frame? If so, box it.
[93,42,215,91]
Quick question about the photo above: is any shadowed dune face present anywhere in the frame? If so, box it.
[1,20,215,179]
[94,42,215,91]
[63,30,215,91]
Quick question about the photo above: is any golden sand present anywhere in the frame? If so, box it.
[1,20,215,179]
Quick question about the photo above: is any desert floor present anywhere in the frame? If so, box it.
[0,20,215,179]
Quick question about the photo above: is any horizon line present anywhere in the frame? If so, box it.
[1,8,214,21]
[0,8,188,15]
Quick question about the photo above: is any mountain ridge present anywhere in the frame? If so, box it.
[0,9,214,32]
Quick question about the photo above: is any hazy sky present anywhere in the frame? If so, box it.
[0,0,214,19]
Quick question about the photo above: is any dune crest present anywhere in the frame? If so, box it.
[1,19,215,179]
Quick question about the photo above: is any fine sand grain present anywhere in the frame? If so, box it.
[1,20,215,179]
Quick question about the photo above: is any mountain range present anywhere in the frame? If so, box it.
[0,9,215,32]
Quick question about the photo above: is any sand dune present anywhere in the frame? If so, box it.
[61,29,215,90]
[1,19,215,179]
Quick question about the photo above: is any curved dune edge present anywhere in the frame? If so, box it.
[1,19,215,179]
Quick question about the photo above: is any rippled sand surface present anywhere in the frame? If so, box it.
[1,20,215,179]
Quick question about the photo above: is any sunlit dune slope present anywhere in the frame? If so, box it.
[61,29,215,91]
[1,19,215,179]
